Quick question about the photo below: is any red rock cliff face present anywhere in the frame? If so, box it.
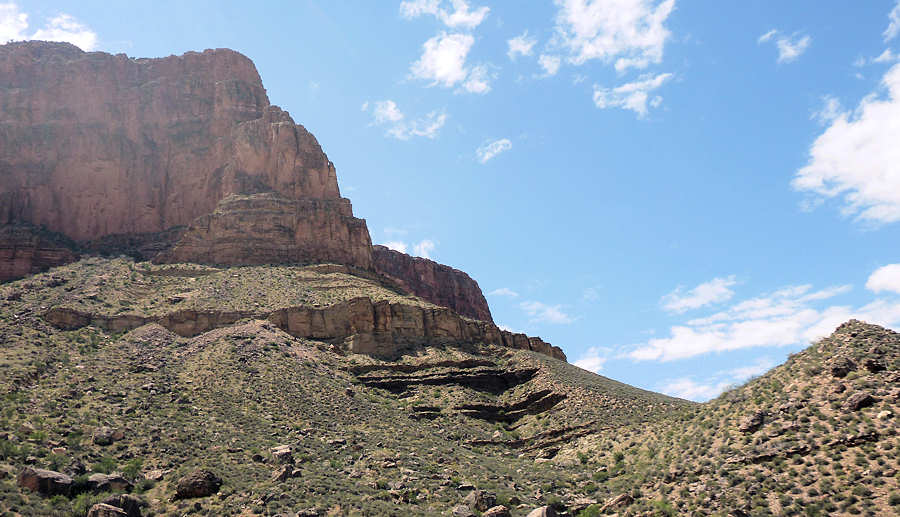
[0,41,370,269]
[373,245,493,323]
[0,42,495,335]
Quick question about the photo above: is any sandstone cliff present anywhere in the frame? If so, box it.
[373,245,492,323]
[0,40,370,268]
[0,41,495,334]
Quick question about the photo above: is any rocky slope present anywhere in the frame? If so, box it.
[0,260,683,516]
[0,41,491,326]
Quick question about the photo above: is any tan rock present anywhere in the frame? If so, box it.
[86,504,127,517]
[17,466,72,496]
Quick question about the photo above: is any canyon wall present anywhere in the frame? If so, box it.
[0,41,499,332]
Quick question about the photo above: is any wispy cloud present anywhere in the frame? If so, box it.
[551,0,676,72]
[507,31,536,60]
[412,239,436,259]
[886,0,900,41]
[593,72,672,117]
[520,300,575,324]
[624,278,900,363]
[476,138,512,163]
[658,356,776,401]
[400,0,489,30]
[661,276,736,313]
[488,287,519,298]
[758,29,811,64]
[364,100,447,140]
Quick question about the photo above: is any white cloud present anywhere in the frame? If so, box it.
[661,275,736,313]
[507,31,536,60]
[812,95,844,125]
[757,29,777,44]
[886,1,900,41]
[758,29,810,64]
[400,0,489,30]
[592,72,672,117]
[488,287,519,298]
[551,0,675,72]
[792,63,900,224]
[573,346,609,373]
[660,377,732,402]
[538,54,561,76]
[372,100,405,124]
[582,287,600,301]
[412,239,436,259]
[0,3,96,50]
[365,100,447,140]
[867,264,900,294]
[409,32,492,94]
[0,3,27,43]
[411,32,473,87]
[727,357,776,381]
[461,64,492,94]
[659,356,776,402]
[624,281,900,363]
[382,241,408,254]
[520,300,575,324]
[874,48,899,63]
[476,138,512,163]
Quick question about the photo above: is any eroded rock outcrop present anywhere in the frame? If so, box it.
[373,245,492,322]
[42,296,567,361]
[0,224,79,281]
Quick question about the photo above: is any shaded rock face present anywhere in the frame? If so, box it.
[373,245,492,323]
[16,466,72,496]
[0,41,370,274]
[0,224,78,281]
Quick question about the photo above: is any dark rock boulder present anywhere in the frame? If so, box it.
[173,469,222,500]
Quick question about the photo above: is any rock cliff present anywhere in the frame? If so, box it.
[0,41,494,332]
[0,40,368,268]
[373,245,492,322]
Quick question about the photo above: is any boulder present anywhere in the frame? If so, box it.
[101,494,146,517]
[452,504,476,517]
[601,493,634,512]
[173,469,222,500]
[482,506,511,517]
[88,473,133,492]
[829,357,855,378]
[738,411,765,433]
[463,489,497,512]
[843,392,875,411]
[863,358,886,373]
[526,506,558,517]
[92,427,122,446]
[272,464,293,482]
[86,504,128,517]
[17,466,72,496]
[270,444,294,464]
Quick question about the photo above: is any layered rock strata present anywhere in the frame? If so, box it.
[42,296,567,361]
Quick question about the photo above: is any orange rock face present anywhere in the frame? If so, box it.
[0,41,355,245]
[373,245,492,323]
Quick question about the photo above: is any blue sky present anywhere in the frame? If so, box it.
[6,0,900,401]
